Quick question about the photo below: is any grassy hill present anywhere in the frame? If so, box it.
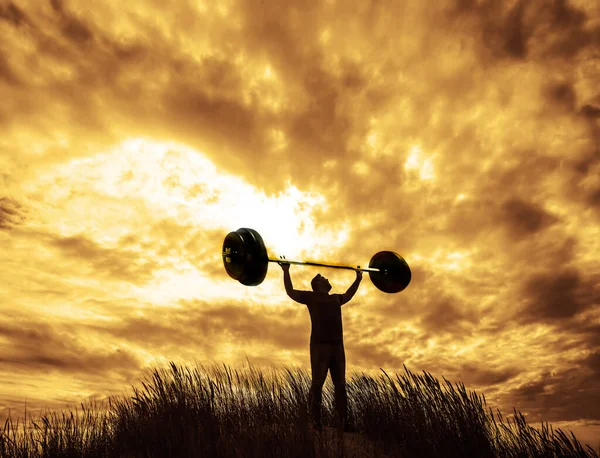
[1,361,598,457]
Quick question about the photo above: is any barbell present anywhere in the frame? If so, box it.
[222,228,411,294]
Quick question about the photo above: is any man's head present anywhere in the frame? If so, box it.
[311,274,332,293]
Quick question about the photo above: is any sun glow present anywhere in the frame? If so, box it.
[18,138,350,302]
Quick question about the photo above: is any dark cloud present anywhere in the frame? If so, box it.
[438,155,566,248]
[89,300,308,355]
[581,104,600,119]
[49,233,158,283]
[450,0,598,61]
[398,356,520,392]
[0,318,141,377]
[290,65,351,152]
[0,197,24,229]
[506,360,600,422]
[500,198,559,238]
[582,351,600,375]
[346,340,407,370]
[483,155,562,203]
[502,320,600,422]
[239,0,322,84]
[588,188,600,209]
[61,16,94,45]
[486,0,528,59]
[458,362,519,386]
[442,196,499,245]
[561,148,600,214]
[0,2,26,27]
[88,313,218,353]
[545,81,578,112]
[0,49,20,85]
[518,268,599,324]
[419,296,479,337]
[163,81,263,160]
[50,0,64,13]
[561,320,600,354]
[535,0,600,59]
[511,377,547,403]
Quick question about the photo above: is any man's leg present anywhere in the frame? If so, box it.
[309,343,330,429]
[330,343,348,430]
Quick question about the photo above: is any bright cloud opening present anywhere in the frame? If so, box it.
[17,138,350,304]
[405,144,436,181]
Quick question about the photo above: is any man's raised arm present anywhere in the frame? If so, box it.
[340,271,363,305]
[280,262,305,303]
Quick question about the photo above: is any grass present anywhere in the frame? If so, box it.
[1,361,598,458]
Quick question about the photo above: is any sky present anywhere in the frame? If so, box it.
[1,0,599,449]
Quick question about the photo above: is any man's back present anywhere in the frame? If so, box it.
[295,291,344,344]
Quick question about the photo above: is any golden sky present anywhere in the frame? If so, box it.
[1,0,599,447]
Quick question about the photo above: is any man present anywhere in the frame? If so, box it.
[279,260,362,432]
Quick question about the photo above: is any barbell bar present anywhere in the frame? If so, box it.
[221,255,381,273]
[222,227,411,294]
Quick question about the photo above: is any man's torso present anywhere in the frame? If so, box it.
[296,292,344,344]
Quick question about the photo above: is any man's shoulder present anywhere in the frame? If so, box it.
[292,290,313,304]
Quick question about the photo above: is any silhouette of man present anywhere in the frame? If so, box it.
[279,261,362,432]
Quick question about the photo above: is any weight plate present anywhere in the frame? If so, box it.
[368,251,411,293]
[236,228,268,286]
[222,231,246,280]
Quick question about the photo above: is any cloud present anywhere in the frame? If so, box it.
[48,233,158,283]
[86,300,309,359]
[582,351,600,375]
[518,268,599,324]
[568,149,600,212]
[581,104,600,119]
[0,316,141,377]
[458,362,519,386]
[419,296,479,337]
[449,0,599,61]
[500,198,560,238]
[0,197,24,229]
[574,321,600,350]
[346,340,407,370]
[0,2,26,27]
[545,81,578,112]
[506,361,600,423]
